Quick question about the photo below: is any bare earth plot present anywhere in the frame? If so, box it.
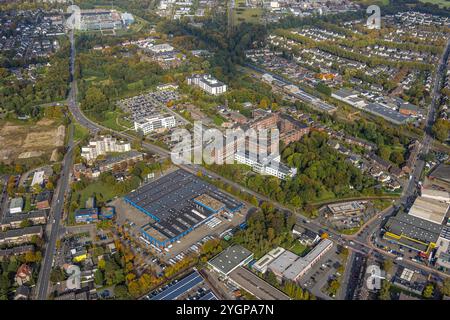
[0,119,66,163]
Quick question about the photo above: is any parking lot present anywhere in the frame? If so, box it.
[297,246,343,300]
[117,90,181,122]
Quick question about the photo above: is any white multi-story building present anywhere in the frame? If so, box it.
[134,114,176,135]
[149,43,174,54]
[81,135,131,162]
[234,151,297,180]
[187,74,227,95]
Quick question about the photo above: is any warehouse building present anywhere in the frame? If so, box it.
[364,103,410,125]
[421,188,450,204]
[436,226,450,269]
[229,267,290,300]
[383,213,442,254]
[125,169,243,247]
[427,164,450,190]
[208,245,253,277]
[407,196,449,225]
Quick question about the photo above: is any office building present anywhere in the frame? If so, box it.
[253,247,286,274]
[31,170,45,186]
[234,151,297,180]
[187,74,227,95]
[134,114,176,135]
[268,239,333,282]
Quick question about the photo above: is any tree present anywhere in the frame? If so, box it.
[94,269,104,286]
[45,181,54,190]
[432,119,450,142]
[423,284,434,299]
[383,259,393,274]
[379,280,391,300]
[316,82,332,96]
[389,151,404,166]
[50,267,66,284]
[379,145,391,161]
[114,284,129,300]
[20,219,32,228]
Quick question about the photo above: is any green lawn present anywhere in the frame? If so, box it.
[353,0,389,6]
[419,0,450,7]
[24,194,32,212]
[99,111,133,132]
[288,242,310,256]
[234,0,263,24]
[73,122,90,142]
[72,181,119,209]
[339,227,361,235]
[212,115,225,126]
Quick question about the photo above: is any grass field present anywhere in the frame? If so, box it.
[73,122,90,142]
[288,242,310,256]
[72,180,119,210]
[419,0,450,7]
[99,111,133,132]
[355,0,390,5]
[234,0,263,25]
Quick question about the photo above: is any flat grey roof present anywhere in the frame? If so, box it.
[229,267,290,300]
[384,213,442,243]
[208,245,253,275]
[0,226,43,241]
[365,103,409,124]
[333,88,357,99]
[126,169,242,221]
[429,164,450,184]
[126,169,242,243]
[10,197,23,209]
[1,210,47,224]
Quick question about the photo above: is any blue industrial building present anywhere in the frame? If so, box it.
[124,169,243,247]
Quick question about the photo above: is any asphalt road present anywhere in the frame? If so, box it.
[34,31,78,300]
[35,125,75,299]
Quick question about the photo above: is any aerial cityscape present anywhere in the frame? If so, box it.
[0,0,450,309]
